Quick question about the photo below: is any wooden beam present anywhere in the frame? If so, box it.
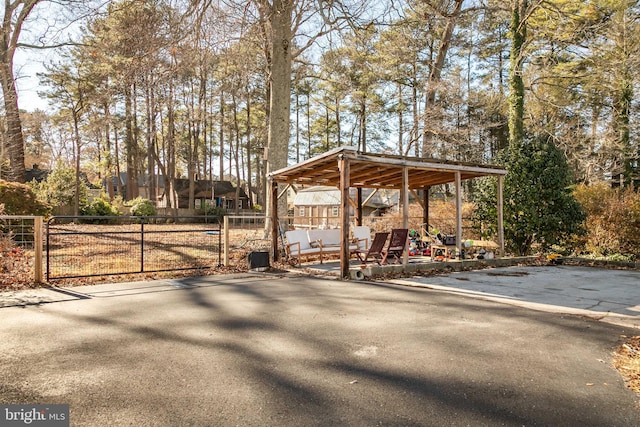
[348,196,358,210]
[277,183,291,200]
[352,151,508,176]
[362,188,378,206]
[409,189,424,210]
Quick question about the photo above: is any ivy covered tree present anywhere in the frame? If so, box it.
[475,135,585,255]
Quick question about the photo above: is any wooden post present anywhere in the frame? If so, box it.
[356,188,363,226]
[497,175,505,256]
[339,155,350,279]
[455,172,463,257]
[34,216,43,283]
[223,215,230,266]
[271,180,280,262]
[423,187,430,232]
[402,166,409,265]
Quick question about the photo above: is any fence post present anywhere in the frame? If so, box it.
[140,218,145,273]
[34,216,43,283]
[223,215,229,266]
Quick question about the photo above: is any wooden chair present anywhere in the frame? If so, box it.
[355,232,389,265]
[381,228,409,264]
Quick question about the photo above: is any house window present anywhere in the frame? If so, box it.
[299,206,305,217]
[331,206,339,217]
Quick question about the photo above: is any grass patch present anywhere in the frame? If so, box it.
[613,336,640,396]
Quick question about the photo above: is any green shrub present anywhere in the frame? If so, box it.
[204,205,226,222]
[474,136,585,255]
[128,197,157,217]
[80,196,122,217]
[0,179,51,216]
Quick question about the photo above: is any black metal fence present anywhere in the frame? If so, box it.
[46,216,222,280]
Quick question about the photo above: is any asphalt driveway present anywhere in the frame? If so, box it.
[1,266,639,426]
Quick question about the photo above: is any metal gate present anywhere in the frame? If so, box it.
[46,216,221,280]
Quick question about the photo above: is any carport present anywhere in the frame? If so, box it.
[268,146,508,279]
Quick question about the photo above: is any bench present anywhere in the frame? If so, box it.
[285,228,358,264]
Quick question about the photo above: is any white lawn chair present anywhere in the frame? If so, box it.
[352,225,371,252]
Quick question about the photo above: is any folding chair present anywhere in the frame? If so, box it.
[381,228,409,264]
[355,232,389,265]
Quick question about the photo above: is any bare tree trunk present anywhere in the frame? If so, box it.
[307,94,311,158]
[125,84,139,200]
[245,92,254,209]
[0,0,37,184]
[231,93,241,214]
[166,83,178,211]
[265,0,293,222]
[335,96,341,147]
[397,82,403,155]
[188,121,196,210]
[114,128,123,198]
[295,92,300,163]
[0,61,25,182]
[73,112,81,216]
[145,80,157,202]
[421,0,464,158]
[411,63,419,157]
[102,103,116,199]
[359,100,367,153]
[219,91,225,182]
[508,0,528,148]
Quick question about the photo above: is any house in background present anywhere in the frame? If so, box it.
[159,178,250,210]
[292,185,398,228]
[609,162,640,190]
[28,164,100,193]
[105,173,164,201]
[25,164,49,182]
[106,173,250,210]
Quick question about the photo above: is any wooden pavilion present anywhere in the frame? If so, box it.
[268,146,508,279]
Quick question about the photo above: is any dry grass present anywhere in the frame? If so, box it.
[0,224,270,292]
[613,336,640,396]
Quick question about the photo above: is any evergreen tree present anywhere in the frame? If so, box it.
[33,164,89,209]
[475,135,585,255]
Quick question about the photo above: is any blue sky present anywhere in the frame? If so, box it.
[15,48,51,112]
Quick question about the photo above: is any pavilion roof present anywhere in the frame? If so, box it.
[269,146,507,190]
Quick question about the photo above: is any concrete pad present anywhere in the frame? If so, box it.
[390,265,640,329]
